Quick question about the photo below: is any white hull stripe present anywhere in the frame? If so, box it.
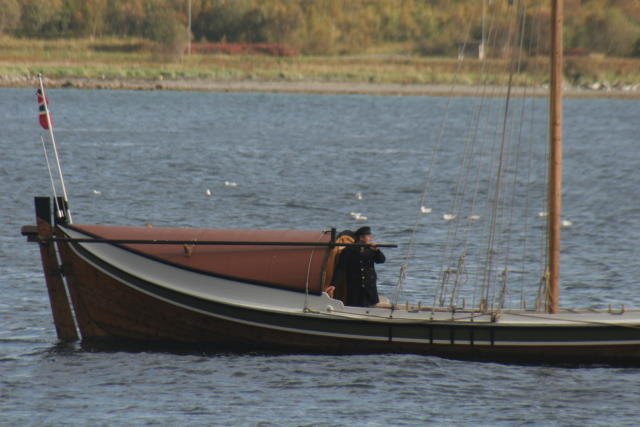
[66,240,640,348]
[68,240,388,341]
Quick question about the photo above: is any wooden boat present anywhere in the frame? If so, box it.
[22,0,640,365]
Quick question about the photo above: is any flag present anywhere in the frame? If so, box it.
[37,88,53,130]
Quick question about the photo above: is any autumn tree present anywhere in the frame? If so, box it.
[0,0,21,35]
[2,0,640,57]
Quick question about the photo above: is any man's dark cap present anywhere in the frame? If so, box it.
[338,229,356,239]
[355,226,372,237]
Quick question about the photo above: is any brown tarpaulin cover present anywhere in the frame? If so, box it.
[69,224,332,294]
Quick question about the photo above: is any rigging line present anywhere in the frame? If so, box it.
[533,1,551,311]
[498,0,530,310]
[399,0,508,314]
[466,94,503,311]
[508,88,534,309]
[458,5,513,313]
[303,231,325,312]
[485,16,520,310]
[435,114,477,307]
[443,66,506,306]
[447,108,486,305]
[182,228,209,257]
[517,135,538,307]
[463,0,530,312]
[519,0,546,310]
[391,6,480,309]
[436,88,487,307]
[434,0,506,312]
[517,1,545,310]
[497,1,541,311]
[493,1,532,311]
[38,75,72,223]
[473,71,512,310]
[539,9,552,311]
[41,136,62,218]
[438,87,490,307]
[482,0,521,310]
[471,89,506,311]
[462,89,507,308]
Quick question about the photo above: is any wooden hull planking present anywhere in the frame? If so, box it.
[51,227,640,365]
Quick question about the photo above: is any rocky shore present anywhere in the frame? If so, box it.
[2,75,639,98]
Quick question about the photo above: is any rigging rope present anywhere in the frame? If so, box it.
[41,136,62,218]
[432,0,516,312]
[394,0,550,314]
[524,1,550,312]
[438,2,507,312]
[497,0,530,310]
[391,12,481,309]
[303,231,326,312]
[481,0,521,311]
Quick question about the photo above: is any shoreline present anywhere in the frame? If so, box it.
[2,75,640,99]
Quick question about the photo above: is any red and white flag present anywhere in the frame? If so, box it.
[37,88,53,130]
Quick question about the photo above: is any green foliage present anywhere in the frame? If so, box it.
[589,9,640,56]
[144,0,188,54]
[19,0,61,37]
[3,0,640,57]
[0,0,21,35]
[105,0,146,37]
[194,0,247,42]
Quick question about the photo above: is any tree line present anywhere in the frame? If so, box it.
[1,0,639,57]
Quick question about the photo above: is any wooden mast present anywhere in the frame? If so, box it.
[548,0,563,314]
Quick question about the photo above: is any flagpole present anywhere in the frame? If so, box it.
[38,74,72,223]
[41,136,63,219]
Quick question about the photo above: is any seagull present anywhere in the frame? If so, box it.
[468,214,481,221]
[205,189,212,197]
[562,219,573,228]
[350,212,368,221]
[224,181,238,187]
[420,206,432,214]
[443,213,456,221]
[92,189,101,195]
[538,211,548,218]
[355,192,363,200]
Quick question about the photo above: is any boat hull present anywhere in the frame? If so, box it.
[54,230,640,366]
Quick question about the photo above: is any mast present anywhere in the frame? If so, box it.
[548,0,563,313]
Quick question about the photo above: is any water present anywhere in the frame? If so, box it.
[2,88,640,425]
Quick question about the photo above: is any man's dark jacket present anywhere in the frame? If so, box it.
[334,246,385,307]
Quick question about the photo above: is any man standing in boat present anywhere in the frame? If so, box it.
[333,226,385,307]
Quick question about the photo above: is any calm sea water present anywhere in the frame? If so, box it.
[2,88,640,425]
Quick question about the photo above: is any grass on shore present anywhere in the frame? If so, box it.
[1,36,640,88]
